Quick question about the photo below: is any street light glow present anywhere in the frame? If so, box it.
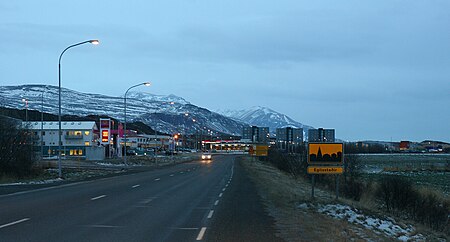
[89,40,100,45]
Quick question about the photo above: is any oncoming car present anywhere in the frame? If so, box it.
[201,153,212,161]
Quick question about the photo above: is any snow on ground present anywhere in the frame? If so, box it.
[0,178,63,186]
[298,203,426,241]
[94,162,127,167]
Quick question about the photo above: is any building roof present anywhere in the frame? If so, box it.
[23,121,98,131]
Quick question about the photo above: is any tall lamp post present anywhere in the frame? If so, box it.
[58,39,99,178]
[40,86,48,159]
[124,82,151,165]
[21,98,28,123]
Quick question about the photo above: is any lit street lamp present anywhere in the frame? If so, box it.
[58,39,99,178]
[124,82,151,165]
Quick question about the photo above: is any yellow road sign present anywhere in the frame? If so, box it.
[308,143,343,164]
[307,166,343,174]
[250,145,269,156]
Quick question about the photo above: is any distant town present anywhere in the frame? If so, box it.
[19,118,450,161]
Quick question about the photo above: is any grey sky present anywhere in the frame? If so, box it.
[1,0,449,142]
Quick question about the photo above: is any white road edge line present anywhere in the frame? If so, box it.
[91,195,106,201]
[207,210,214,219]
[196,227,207,240]
[132,184,140,188]
[0,218,30,229]
[219,193,223,197]
[214,200,219,206]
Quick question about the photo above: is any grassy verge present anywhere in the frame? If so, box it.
[241,156,448,241]
[241,157,390,241]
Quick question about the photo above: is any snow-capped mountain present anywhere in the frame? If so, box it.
[0,85,244,135]
[217,106,314,135]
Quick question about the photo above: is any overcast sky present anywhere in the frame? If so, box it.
[1,0,449,142]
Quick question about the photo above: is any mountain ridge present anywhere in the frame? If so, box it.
[0,84,313,137]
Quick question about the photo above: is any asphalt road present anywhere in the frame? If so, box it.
[0,155,283,242]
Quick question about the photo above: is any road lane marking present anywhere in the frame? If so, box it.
[84,225,123,228]
[132,184,140,188]
[173,227,199,230]
[219,193,223,197]
[154,178,161,181]
[222,188,226,191]
[207,210,214,219]
[180,172,184,174]
[188,169,191,172]
[214,200,219,206]
[196,227,207,240]
[170,174,174,177]
[91,195,106,201]
[0,218,30,229]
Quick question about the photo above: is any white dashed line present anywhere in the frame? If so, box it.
[0,218,30,229]
[170,174,174,177]
[219,193,223,197]
[207,210,214,219]
[84,225,123,228]
[222,188,226,192]
[214,200,219,206]
[154,178,161,181]
[132,184,140,188]
[91,195,106,201]
[173,227,199,230]
[196,227,207,240]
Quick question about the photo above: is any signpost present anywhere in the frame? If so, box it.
[249,145,269,157]
[307,142,344,200]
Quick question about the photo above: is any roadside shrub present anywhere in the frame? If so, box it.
[413,189,449,232]
[376,175,449,232]
[376,175,416,213]
[0,116,36,178]
[341,154,363,200]
[267,148,307,179]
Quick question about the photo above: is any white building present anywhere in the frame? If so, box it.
[24,121,104,160]
[119,134,172,150]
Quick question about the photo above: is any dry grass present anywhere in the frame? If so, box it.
[242,157,394,241]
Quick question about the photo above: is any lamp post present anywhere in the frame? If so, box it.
[40,86,48,159]
[124,82,151,165]
[58,39,99,178]
[21,98,28,123]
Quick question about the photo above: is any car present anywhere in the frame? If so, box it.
[201,153,212,160]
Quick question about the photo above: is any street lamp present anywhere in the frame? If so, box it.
[41,86,49,159]
[124,82,151,165]
[21,98,28,123]
[58,39,99,178]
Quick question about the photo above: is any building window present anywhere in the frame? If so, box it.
[85,131,90,136]
[85,141,90,146]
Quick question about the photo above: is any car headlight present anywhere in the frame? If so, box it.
[202,155,206,159]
